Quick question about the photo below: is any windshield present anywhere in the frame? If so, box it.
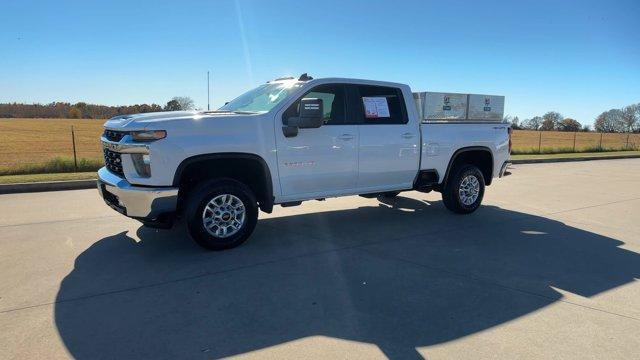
[219,82,302,113]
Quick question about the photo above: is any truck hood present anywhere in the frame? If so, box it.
[103,111,247,130]
[103,111,197,129]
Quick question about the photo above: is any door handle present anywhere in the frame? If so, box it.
[338,134,355,140]
[401,132,415,139]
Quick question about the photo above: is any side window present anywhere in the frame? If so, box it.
[283,84,346,125]
[356,85,408,125]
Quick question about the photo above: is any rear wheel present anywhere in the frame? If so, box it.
[185,179,258,250]
[442,164,485,214]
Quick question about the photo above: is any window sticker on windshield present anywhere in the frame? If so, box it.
[363,97,390,118]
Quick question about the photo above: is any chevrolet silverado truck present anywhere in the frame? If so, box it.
[98,74,511,250]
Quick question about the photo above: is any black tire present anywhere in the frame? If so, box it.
[442,164,485,214]
[185,178,258,250]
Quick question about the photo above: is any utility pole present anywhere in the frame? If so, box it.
[207,71,210,111]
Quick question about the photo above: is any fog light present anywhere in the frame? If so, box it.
[132,153,151,177]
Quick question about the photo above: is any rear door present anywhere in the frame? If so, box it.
[353,84,420,192]
[275,83,359,199]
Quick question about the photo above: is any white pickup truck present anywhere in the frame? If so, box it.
[98,74,511,250]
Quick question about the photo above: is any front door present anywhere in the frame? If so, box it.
[275,83,358,200]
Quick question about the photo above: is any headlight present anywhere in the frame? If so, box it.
[131,130,166,141]
[131,154,151,177]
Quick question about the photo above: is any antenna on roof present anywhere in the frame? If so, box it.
[298,73,313,81]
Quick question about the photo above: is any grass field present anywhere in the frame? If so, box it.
[1,118,639,175]
[0,171,97,184]
[0,118,104,175]
[511,130,640,153]
[510,150,640,160]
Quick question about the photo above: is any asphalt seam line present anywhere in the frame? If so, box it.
[543,197,640,216]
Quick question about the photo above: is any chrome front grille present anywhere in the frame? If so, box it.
[103,148,124,177]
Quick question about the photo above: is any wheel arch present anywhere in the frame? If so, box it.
[442,146,494,187]
[173,153,274,213]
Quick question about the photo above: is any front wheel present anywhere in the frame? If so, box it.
[442,164,485,214]
[185,179,258,250]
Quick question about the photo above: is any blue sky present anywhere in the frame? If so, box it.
[1,0,638,125]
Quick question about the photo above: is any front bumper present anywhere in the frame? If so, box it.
[96,167,178,220]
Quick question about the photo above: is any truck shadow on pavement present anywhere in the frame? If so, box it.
[55,196,640,359]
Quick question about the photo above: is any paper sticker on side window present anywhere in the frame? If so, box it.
[363,97,390,118]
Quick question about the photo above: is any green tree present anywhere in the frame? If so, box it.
[621,104,639,132]
[540,111,563,131]
[175,96,194,110]
[164,96,194,111]
[504,115,522,129]
[164,99,181,111]
[594,109,624,133]
[68,107,82,119]
[522,116,542,130]
[559,118,581,132]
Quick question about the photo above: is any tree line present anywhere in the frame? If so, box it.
[508,102,640,133]
[0,97,195,119]
[3,96,638,133]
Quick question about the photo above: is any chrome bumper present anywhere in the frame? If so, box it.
[96,167,178,219]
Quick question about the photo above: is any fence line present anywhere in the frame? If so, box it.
[511,130,640,153]
[1,120,105,174]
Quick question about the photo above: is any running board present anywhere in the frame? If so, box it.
[280,201,302,207]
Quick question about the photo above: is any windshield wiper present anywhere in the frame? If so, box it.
[202,110,258,115]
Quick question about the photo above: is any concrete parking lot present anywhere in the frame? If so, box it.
[1,159,639,359]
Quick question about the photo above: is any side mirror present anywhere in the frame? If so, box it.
[283,98,324,137]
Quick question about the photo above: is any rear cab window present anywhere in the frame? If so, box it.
[355,85,408,125]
